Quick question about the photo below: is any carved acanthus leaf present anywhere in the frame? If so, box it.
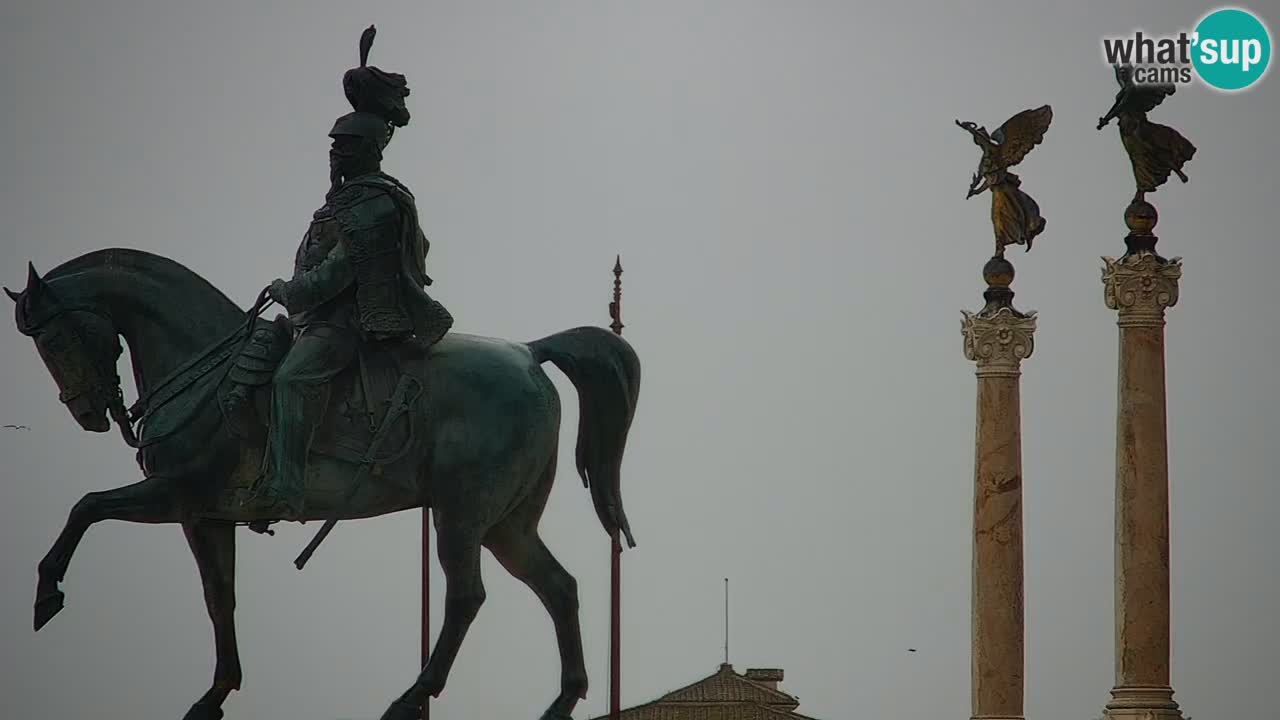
[1102,253,1182,326]
[961,306,1037,376]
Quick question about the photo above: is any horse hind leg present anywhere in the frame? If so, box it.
[180,520,242,720]
[484,457,588,720]
[486,527,586,719]
[380,518,486,720]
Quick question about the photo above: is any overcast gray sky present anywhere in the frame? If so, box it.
[2,1,1277,719]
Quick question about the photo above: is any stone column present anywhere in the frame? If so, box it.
[962,256,1036,720]
[1100,200,1183,720]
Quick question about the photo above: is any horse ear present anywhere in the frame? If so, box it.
[3,287,18,303]
[26,262,49,300]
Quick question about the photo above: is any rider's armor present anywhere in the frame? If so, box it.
[286,203,354,327]
[336,182,412,339]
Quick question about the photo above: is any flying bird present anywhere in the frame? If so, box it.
[4,424,31,430]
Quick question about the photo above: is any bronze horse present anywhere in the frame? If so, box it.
[7,248,640,720]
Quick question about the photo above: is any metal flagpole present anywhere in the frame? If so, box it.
[608,256,624,720]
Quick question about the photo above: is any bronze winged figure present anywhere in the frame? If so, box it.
[1097,64,1195,202]
[956,105,1053,256]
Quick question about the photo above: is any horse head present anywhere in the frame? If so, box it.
[7,263,124,433]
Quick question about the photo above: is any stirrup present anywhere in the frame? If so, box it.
[247,520,277,536]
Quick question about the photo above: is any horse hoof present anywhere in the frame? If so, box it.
[34,589,65,631]
[539,710,574,720]
[181,701,224,720]
[379,699,421,720]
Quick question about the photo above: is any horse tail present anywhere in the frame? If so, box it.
[528,326,640,548]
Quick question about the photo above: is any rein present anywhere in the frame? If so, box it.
[114,288,277,449]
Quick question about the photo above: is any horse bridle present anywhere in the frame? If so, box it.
[15,297,138,444]
[17,287,276,450]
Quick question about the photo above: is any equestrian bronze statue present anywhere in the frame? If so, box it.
[8,26,639,720]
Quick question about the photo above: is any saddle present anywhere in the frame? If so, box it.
[215,317,430,511]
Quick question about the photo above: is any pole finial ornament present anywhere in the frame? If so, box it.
[609,256,623,336]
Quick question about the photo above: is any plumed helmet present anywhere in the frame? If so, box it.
[329,25,410,149]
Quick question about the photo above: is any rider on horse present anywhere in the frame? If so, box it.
[227,26,453,518]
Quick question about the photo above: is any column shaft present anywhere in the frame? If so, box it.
[1114,324,1170,687]
[972,374,1025,719]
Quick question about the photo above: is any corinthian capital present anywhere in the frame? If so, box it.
[962,307,1037,377]
[1102,253,1183,327]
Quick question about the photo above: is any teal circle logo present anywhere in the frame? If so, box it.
[1192,7,1271,90]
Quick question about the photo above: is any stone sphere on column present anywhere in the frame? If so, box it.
[983,255,1016,289]
[1125,198,1159,235]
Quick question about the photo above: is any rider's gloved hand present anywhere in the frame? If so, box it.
[267,279,289,307]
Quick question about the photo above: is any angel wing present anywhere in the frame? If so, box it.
[990,105,1053,169]
[1114,64,1176,114]
[1127,83,1176,114]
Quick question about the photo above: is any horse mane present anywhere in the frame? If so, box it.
[45,247,244,325]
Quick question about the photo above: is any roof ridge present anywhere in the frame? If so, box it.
[584,664,823,720]
[590,664,732,715]
[654,664,732,701]
[732,670,800,705]
[653,664,799,707]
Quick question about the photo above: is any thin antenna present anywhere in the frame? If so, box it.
[724,577,729,665]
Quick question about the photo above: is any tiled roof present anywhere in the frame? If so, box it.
[658,665,799,708]
[589,664,823,720]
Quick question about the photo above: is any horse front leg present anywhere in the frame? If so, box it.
[35,475,181,630]
[180,520,241,720]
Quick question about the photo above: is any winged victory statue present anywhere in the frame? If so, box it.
[956,105,1054,257]
[1097,64,1196,203]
